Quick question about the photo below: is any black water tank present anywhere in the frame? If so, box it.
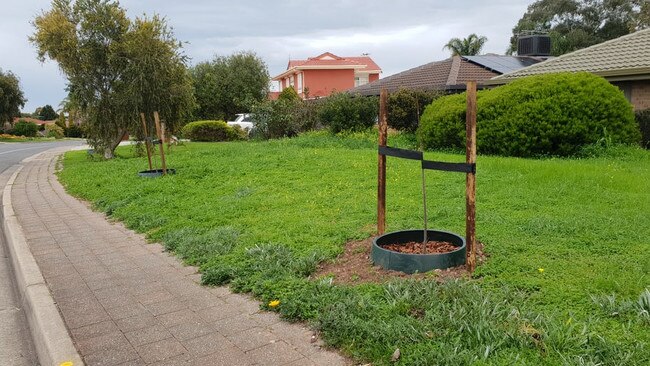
[517,35,551,56]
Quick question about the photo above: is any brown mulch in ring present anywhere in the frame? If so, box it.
[380,240,458,254]
[313,237,487,285]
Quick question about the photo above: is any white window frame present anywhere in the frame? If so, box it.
[355,74,369,87]
[297,73,303,92]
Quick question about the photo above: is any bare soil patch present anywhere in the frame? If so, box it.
[314,237,486,285]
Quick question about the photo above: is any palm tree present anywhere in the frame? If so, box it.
[443,34,488,56]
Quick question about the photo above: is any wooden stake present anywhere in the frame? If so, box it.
[140,113,153,170]
[378,89,388,235]
[153,111,167,176]
[465,81,477,272]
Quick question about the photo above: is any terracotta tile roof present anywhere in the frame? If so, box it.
[299,58,363,67]
[347,56,382,72]
[349,56,499,96]
[12,117,54,125]
[274,52,381,80]
[490,28,650,83]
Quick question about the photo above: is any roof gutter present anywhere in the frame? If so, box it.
[486,68,650,85]
[272,65,367,80]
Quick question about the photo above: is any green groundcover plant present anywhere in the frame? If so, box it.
[418,72,641,157]
[59,132,649,365]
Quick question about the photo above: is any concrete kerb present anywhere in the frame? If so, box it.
[2,154,84,366]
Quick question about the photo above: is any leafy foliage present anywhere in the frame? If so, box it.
[418,72,640,156]
[31,0,194,158]
[45,123,64,138]
[250,98,322,140]
[38,104,58,120]
[181,120,246,142]
[508,0,650,56]
[636,108,650,148]
[277,86,301,102]
[388,88,442,132]
[191,51,269,121]
[319,92,378,133]
[443,33,488,56]
[64,124,84,138]
[0,69,26,125]
[11,120,38,137]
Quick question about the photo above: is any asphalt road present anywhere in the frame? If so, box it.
[0,140,85,173]
[0,140,85,365]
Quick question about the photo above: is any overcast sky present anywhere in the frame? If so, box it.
[0,0,534,113]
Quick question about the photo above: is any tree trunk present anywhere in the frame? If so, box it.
[104,129,128,159]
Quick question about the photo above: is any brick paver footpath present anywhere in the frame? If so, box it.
[11,150,348,366]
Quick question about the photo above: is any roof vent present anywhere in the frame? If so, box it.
[517,34,551,56]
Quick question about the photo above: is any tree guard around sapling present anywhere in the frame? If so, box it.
[374,83,478,273]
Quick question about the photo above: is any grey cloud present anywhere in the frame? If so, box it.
[1,0,533,112]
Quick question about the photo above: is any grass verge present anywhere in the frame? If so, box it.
[58,131,649,365]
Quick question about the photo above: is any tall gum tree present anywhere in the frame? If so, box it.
[31,0,194,158]
[508,0,650,56]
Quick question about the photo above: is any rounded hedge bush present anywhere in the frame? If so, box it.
[181,120,246,142]
[417,72,641,157]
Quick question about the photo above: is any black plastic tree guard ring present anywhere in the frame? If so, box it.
[372,230,466,274]
[137,169,176,178]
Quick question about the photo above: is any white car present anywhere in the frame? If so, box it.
[227,113,254,132]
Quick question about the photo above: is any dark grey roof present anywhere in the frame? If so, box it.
[349,56,499,96]
[489,29,650,83]
[463,55,547,74]
[348,55,547,96]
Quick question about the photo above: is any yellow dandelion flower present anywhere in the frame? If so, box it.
[59,362,74,366]
[268,300,280,308]
[538,268,544,273]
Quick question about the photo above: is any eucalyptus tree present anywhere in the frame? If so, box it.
[443,34,488,56]
[508,0,650,56]
[31,0,194,158]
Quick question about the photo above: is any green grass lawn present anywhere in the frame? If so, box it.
[58,131,650,365]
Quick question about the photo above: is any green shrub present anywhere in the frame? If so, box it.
[277,86,301,102]
[319,92,378,133]
[388,88,441,131]
[181,120,246,142]
[418,72,641,157]
[250,99,322,140]
[11,120,39,137]
[64,125,84,138]
[45,123,64,139]
[636,109,650,149]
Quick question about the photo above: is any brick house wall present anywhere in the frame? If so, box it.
[613,80,650,111]
[631,80,650,111]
